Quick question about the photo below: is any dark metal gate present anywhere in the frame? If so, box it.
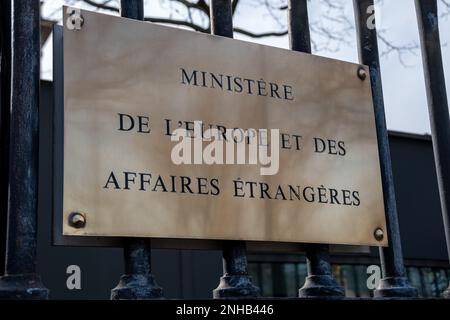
[0,0,448,300]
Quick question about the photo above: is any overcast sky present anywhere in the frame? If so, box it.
[41,0,450,135]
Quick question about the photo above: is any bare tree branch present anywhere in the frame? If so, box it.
[197,0,210,15]
[81,0,118,12]
[172,0,208,15]
[41,0,449,63]
[377,32,419,67]
[234,27,287,38]
[440,0,450,17]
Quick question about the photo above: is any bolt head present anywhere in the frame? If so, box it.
[374,228,384,241]
[357,66,367,80]
[68,212,86,228]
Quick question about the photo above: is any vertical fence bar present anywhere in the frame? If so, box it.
[288,0,345,299]
[415,0,450,299]
[120,0,144,20]
[111,238,162,299]
[0,0,12,277]
[111,0,163,300]
[353,0,417,298]
[0,0,49,299]
[210,0,259,299]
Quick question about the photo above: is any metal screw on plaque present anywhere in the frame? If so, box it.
[374,228,384,241]
[68,212,86,229]
[357,66,367,81]
[66,7,84,31]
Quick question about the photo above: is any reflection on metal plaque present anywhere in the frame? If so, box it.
[62,8,387,246]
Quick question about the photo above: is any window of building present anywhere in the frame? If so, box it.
[248,261,450,298]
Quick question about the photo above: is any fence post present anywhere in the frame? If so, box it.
[353,0,418,298]
[301,245,345,298]
[0,0,49,299]
[111,239,162,299]
[0,0,12,277]
[210,0,260,299]
[111,0,163,300]
[415,0,450,299]
[287,0,345,299]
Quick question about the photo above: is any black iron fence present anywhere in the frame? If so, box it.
[0,0,448,300]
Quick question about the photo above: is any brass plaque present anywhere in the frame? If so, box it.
[62,8,387,246]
